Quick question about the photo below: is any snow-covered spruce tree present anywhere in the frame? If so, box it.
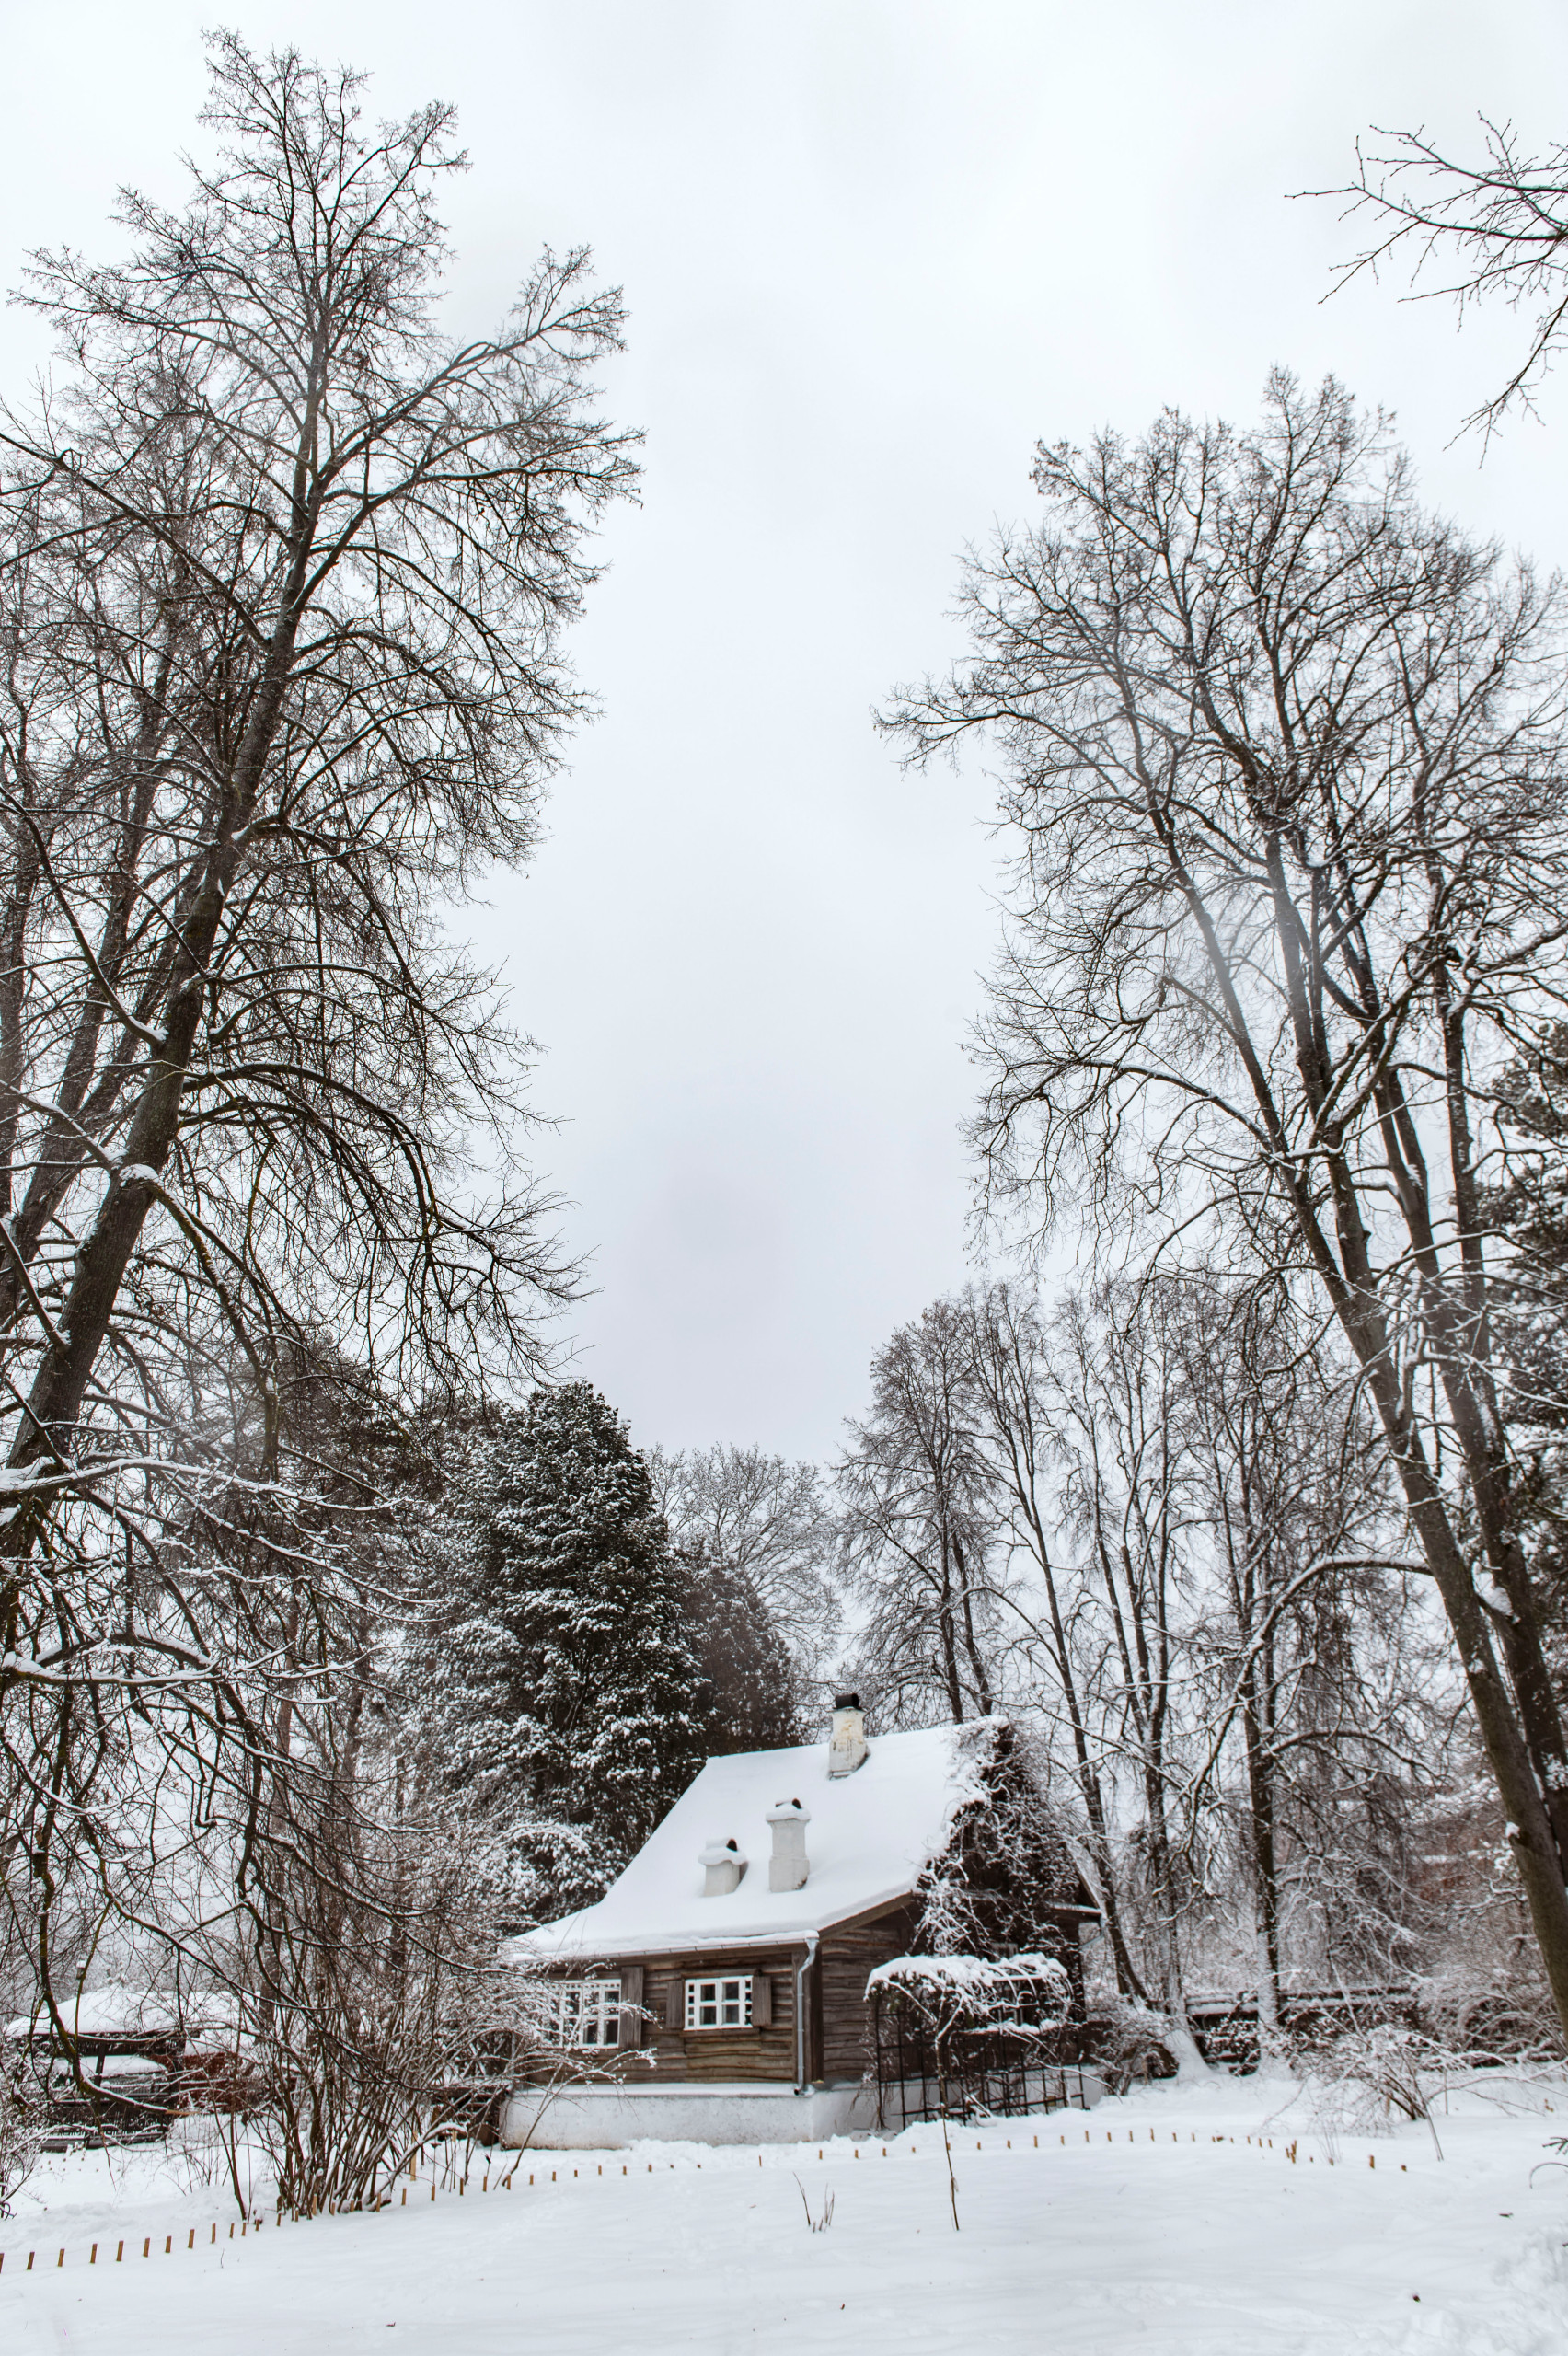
[426,1386,705,1925]
[1483,1023,1568,1710]
[681,1553,805,1754]
[914,1726,1085,1984]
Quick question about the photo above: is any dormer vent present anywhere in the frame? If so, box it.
[826,1692,869,1778]
[766,1799,811,1891]
[698,1836,744,1897]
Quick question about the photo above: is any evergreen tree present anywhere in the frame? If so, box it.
[1483,1024,1568,1707]
[425,1384,706,1924]
[680,1554,805,1755]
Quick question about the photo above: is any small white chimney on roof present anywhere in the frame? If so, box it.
[698,1837,744,1897]
[826,1691,869,1778]
[766,1799,811,1891]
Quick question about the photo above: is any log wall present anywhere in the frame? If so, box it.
[617,1948,799,2085]
[817,1904,919,2083]
[536,1893,1041,2089]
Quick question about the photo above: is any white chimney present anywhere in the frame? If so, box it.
[826,1692,869,1778]
[767,1799,811,1891]
[698,1837,744,1896]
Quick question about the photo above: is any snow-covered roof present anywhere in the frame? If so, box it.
[512,1720,998,1963]
[4,1982,238,2043]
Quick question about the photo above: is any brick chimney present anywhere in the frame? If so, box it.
[766,1799,811,1891]
[826,1692,868,1778]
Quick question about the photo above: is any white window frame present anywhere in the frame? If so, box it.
[684,1974,753,2032]
[545,1978,622,2050]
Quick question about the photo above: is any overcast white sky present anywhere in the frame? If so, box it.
[2,1,1564,1461]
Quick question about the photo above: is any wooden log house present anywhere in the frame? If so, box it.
[502,1699,1097,2147]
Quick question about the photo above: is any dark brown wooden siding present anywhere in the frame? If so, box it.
[534,1909,927,2089]
[817,1905,919,2083]
[577,1950,800,2085]
[530,1890,1086,2092]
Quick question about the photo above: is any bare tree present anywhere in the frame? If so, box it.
[1319,119,1568,439]
[836,1301,1008,1726]
[1040,1283,1205,2017]
[1008,1276,1435,2012]
[849,1275,1431,2013]
[1169,1278,1433,2019]
[885,371,1568,2035]
[248,1734,528,2218]
[650,1444,839,1691]
[0,40,634,2032]
[962,1280,1147,1999]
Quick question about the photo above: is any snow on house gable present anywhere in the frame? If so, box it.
[512,1719,999,1963]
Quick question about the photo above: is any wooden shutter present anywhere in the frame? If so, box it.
[751,1971,772,2029]
[664,1975,685,2031]
[618,1965,644,2050]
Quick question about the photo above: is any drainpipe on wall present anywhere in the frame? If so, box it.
[794,1934,819,2096]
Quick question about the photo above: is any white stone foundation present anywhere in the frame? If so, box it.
[502,2080,878,2149]
[501,2071,1103,2150]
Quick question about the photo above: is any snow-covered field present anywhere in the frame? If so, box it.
[4,2073,1567,2354]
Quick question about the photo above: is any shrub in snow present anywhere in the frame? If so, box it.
[1285,2021,1448,2154]
[867,1951,1073,2034]
[867,1951,1074,2124]
[237,1772,546,2216]
[0,2070,40,2216]
[1091,1993,1180,2093]
[1417,1960,1562,2062]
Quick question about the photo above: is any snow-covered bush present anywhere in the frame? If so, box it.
[245,1781,536,2216]
[1090,1994,1179,2093]
[868,1950,1073,2032]
[0,2070,40,2217]
[1417,1961,1561,2062]
[867,1950,1073,2118]
[1279,2022,1449,2156]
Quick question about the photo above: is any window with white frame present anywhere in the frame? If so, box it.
[684,1974,753,2031]
[545,1979,621,2048]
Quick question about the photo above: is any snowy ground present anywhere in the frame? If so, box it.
[4,2073,1568,2354]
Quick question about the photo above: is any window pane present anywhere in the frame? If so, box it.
[682,1973,754,2031]
[548,1979,623,2049]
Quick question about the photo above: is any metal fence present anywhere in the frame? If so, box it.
[870,1997,1096,2130]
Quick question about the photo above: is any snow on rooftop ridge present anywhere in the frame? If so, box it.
[510,1716,1005,1963]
